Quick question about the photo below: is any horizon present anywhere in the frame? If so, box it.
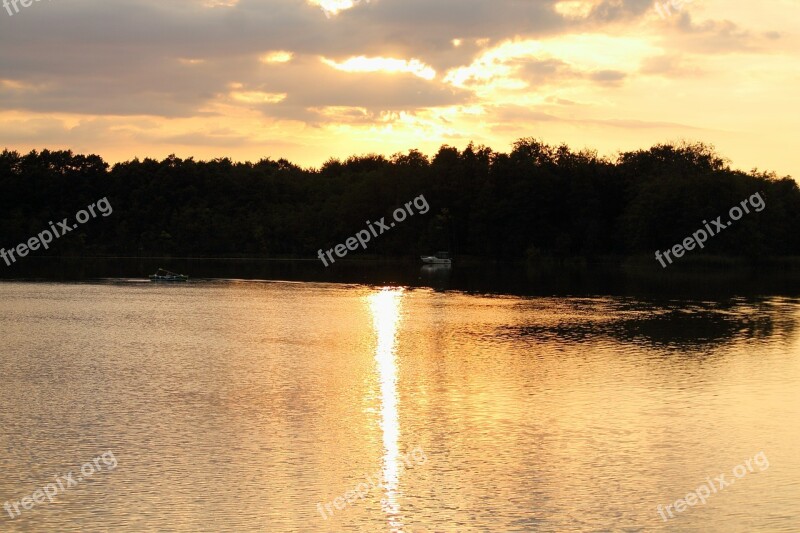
[2,139,793,178]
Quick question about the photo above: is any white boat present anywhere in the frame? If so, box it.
[420,251,452,265]
[149,268,189,282]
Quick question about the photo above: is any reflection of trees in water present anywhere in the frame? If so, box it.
[510,299,799,350]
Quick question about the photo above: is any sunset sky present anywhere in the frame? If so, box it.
[0,0,797,176]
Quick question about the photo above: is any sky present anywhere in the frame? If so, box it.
[0,0,798,176]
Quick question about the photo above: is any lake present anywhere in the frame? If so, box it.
[1,275,799,531]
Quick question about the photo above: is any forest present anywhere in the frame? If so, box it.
[0,140,798,262]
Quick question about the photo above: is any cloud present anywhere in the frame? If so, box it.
[0,0,660,122]
[667,17,779,54]
[589,69,627,84]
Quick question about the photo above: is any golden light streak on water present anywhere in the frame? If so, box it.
[368,288,404,531]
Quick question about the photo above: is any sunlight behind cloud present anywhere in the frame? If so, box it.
[201,0,239,7]
[322,56,436,80]
[230,91,287,104]
[553,0,598,19]
[308,0,365,17]
[1,79,41,91]
[445,34,654,91]
[260,51,294,64]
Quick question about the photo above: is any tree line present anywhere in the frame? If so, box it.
[0,140,797,261]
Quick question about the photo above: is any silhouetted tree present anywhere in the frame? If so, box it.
[0,142,796,261]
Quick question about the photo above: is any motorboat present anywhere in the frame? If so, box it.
[420,251,452,265]
[149,268,189,282]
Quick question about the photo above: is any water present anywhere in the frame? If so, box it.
[1,280,799,532]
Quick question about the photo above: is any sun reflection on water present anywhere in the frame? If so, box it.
[368,288,404,531]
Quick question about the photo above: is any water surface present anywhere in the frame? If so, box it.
[1,281,798,531]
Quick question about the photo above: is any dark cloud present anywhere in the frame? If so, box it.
[671,17,767,53]
[512,58,626,88]
[0,0,776,124]
[589,69,626,83]
[515,58,576,84]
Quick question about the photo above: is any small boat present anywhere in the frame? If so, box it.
[149,268,189,282]
[420,251,452,265]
